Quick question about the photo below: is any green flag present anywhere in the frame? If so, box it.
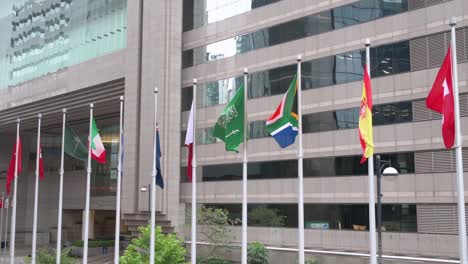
[213,84,244,152]
[64,124,88,161]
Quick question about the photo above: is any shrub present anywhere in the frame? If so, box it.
[247,242,268,264]
[304,257,320,264]
[197,257,234,264]
[27,248,75,264]
[72,239,114,247]
[120,225,187,264]
[249,206,286,227]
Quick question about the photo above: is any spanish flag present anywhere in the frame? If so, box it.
[358,67,374,164]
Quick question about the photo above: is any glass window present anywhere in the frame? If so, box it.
[302,100,412,134]
[200,152,414,181]
[182,0,410,68]
[249,120,269,139]
[183,0,281,32]
[373,101,412,125]
[0,0,128,89]
[38,116,120,196]
[202,203,417,232]
[181,40,411,109]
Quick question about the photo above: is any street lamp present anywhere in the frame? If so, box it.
[375,155,399,264]
[140,184,151,211]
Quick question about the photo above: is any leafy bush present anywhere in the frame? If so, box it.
[197,257,234,264]
[303,257,320,264]
[72,239,114,247]
[247,242,268,264]
[120,225,187,264]
[27,248,75,264]
[249,206,286,227]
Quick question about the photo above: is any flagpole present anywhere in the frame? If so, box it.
[191,79,198,264]
[31,114,42,264]
[10,118,20,264]
[449,17,468,264]
[83,104,94,264]
[150,87,158,264]
[296,55,305,264]
[0,192,4,255]
[4,196,9,255]
[241,68,249,264]
[365,38,377,264]
[56,108,66,264]
[114,96,124,264]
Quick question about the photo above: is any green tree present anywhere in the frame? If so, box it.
[247,242,269,264]
[197,206,239,260]
[249,205,286,227]
[120,225,187,264]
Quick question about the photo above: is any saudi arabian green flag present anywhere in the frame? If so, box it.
[64,124,88,161]
[213,84,244,152]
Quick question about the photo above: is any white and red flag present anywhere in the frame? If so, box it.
[426,47,455,149]
[39,145,44,180]
[185,102,194,182]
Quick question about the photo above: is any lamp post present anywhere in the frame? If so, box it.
[140,184,151,212]
[375,155,399,264]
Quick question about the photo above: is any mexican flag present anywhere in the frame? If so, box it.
[91,118,106,164]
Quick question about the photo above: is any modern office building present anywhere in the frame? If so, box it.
[0,0,468,262]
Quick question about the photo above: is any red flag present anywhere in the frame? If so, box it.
[185,102,194,182]
[6,137,22,195]
[39,146,44,180]
[426,47,455,149]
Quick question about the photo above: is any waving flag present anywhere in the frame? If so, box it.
[213,85,245,152]
[358,67,374,164]
[426,47,455,149]
[185,102,194,182]
[39,145,44,180]
[266,76,298,148]
[91,118,106,164]
[155,129,164,189]
[6,137,22,195]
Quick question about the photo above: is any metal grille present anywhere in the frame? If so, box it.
[410,37,428,71]
[410,27,467,72]
[417,204,468,234]
[428,33,448,68]
[408,0,449,10]
[414,152,433,173]
[412,100,431,121]
[456,28,467,63]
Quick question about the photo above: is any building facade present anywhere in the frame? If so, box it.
[1,0,468,262]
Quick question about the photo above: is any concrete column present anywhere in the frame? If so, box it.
[82,210,95,240]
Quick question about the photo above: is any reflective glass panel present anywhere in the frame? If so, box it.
[182,0,409,67]
[0,0,127,89]
[202,203,417,232]
[181,40,410,109]
[183,0,281,31]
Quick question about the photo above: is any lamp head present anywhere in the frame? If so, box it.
[140,186,148,192]
[382,167,398,176]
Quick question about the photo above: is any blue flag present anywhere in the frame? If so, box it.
[155,129,164,189]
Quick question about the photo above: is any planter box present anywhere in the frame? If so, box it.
[71,246,114,258]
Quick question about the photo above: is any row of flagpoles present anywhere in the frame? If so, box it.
[0,95,131,263]
[0,17,465,264]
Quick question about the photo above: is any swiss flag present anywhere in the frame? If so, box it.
[426,47,455,149]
